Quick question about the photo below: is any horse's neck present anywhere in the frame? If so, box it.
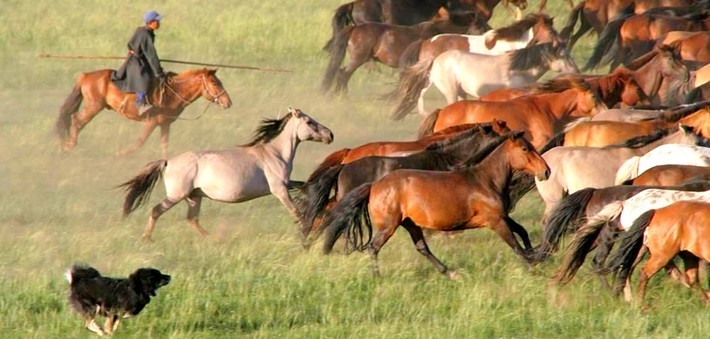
[531,91,577,119]
[633,59,664,99]
[167,75,202,106]
[261,123,300,172]
[464,143,511,192]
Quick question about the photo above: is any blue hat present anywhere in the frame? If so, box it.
[143,10,164,23]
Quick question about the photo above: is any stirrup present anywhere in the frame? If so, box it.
[138,103,154,116]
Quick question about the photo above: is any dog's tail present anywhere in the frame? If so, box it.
[65,264,100,285]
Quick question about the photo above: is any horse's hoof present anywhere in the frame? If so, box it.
[140,235,154,243]
[445,270,461,281]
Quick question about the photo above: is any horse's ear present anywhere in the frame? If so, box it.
[679,124,693,134]
[288,107,302,117]
[510,131,525,139]
[484,33,497,50]
[209,68,217,74]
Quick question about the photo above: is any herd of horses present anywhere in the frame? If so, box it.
[55,0,710,309]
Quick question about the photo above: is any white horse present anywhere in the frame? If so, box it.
[391,42,579,119]
[615,144,710,184]
[119,108,334,242]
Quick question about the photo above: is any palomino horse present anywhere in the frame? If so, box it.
[296,123,509,239]
[628,165,710,186]
[119,108,334,242]
[604,201,710,306]
[391,42,579,118]
[560,106,710,147]
[320,132,549,277]
[399,13,562,68]
[536,126,705,223]
[615,143,710,184]
[417,77,607,150]
[321,15,482,94]
[551,188,710,286]
[531,181,710,264]
[585,11,710,70]
[481,71,649,109]
[56,68,232,158]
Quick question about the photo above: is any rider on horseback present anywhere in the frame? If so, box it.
[112,10,166,116]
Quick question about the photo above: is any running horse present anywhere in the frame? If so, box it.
[119,108,334,242]
[319,132,549,277]
[56,68,232,158]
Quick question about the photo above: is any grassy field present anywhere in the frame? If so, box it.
[0,0,708,338]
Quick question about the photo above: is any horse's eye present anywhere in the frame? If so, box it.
[522,147,528,152]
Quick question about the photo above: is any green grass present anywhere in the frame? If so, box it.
[0,0,707,338]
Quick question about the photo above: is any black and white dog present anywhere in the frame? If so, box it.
[65,264,171,336]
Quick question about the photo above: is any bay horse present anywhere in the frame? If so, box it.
[603,201,710,306]
[399,13,562,68]
[628,165,710,186]
[296,123,509,239]
[324,0,528,51]
[391,42,579,119]
[118,108,334,242]
[551,187,710,286]
[585,11,710,71]
[615,143,710,184]
[321,15,482,94]
[320,132,550,277]
[560,106,710,147]
[531,180,710,264]
[417,77,607,150]
[56,68,232,158]
[535,126,705,223]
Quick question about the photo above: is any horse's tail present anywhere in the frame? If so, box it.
[416,108,441,138]
[56,77,84,141]
[390,57,435,120]
[584,13,631,70]
[615,156,641,185]
[532,187,596,263]
[603,209,654,295]
[398,39,424,69]
[117,160,167,217]
[322,25,355,93]
[551,201,624,284]
[323,2,354,52]
[559,2,584,44]
[322,183,373,254]
[296,161,345,239]
[538,130,566,154]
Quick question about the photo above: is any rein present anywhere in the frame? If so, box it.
[157,74,227,121]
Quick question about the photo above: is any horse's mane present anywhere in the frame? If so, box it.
[607,129,670,149]
[494,13,553,41]
[241,114,293,146]
[424,124,494,152]
[457,132,518,169]
[509,43,557,71]
[534,76,592,93]
[427,122,491,138]
[661,106,708,123]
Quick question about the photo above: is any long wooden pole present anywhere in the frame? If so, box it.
[37,53,294,73]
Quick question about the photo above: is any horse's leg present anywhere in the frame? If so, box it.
[677,252,705,303]
[489,216,531,262]
[417,81,433,116]
[159,123,171,159]
[142,198,179,242]
[116,120,158,158]
[65,104,104,152]
[368,218,400,277]
[505,216,533,252]
[186,194,209,238]
[335,51,370,94]
[85,318,105,336]
[592,224,617,273]
[665,260,690,288]
[636,252,674,306]
[401,219,453,278]
[268,180,304,234]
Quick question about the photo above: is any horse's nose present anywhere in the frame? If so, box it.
[325,131,334,144]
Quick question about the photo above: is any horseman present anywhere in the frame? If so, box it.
[112,10,166,115]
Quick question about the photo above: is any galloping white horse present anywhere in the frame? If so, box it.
[119,108,334,242]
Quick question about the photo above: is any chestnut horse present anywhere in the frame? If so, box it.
[604,201,710,306]
[56,68,232,158]
[320,132,549,277]
[399,13,562,68]
[296,123,509,239]
[417,77,607,150]
[321,15,482,93]
[560,106,710,147]
[628,165,710,186]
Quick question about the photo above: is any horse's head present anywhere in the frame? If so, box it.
[491,119,512,135]
[656,44,689,82]
[289,107,334,144]
[547,43,579,74]
[505,0,528,10]
[505,131,549,181]
[673,123,708,146]
[530,14,563,48]
[200,69,232,109]
[619,74,651,107]
[678,108,710,137]
[569,78,608,117]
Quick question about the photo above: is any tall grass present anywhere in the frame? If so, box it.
[0,0,707,338]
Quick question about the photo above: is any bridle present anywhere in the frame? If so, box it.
[160,74,227,107]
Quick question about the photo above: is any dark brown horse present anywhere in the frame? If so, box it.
[322,15,481,93]
[56,68,232,158]
[585,11,710,70]
[324,0,528,50]
[418,77,607,150]
[297,123,509,239]
[319,132,549,277]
